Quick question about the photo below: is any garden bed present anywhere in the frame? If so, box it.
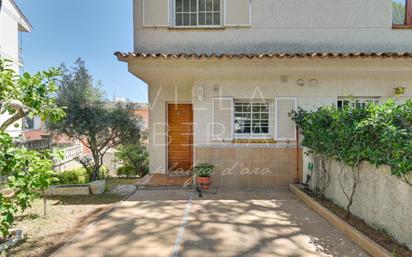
[5,194,124,257]
[106,177,139,191]
[291,184,412,257]
[46,184,90,196]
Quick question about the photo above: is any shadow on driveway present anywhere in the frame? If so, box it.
[51,189,367,257]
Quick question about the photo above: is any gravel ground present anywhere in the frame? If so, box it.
[5,194,124,257]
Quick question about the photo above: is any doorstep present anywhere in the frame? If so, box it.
[136,174,193,190]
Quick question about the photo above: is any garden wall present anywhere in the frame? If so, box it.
[305,154,412,250]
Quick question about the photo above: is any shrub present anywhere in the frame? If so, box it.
[54,166,109,185]
[291,99,412,217]
[291,99,412,180]
[116,143,149,177]
[53,168,88,185]
[117,166,138,177]
[194,163,215,178]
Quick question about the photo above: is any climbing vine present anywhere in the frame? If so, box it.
[291,99,412,217]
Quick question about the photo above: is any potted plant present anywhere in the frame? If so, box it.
[194,163,214,190]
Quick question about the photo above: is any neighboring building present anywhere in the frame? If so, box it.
[127,102,149,129]
[0,0,32,137]
[117,0,412,188]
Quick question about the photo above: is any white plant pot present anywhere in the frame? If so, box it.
[89,180,106,195]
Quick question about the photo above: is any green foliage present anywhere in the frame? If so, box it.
[291,99,412,179]
[393,1,406,25]
[116,141,149,178]
[48,59,145,182]
[0,132,56,237]
[0,59,65,130]
[53,166,109,185]
[292,100,412,217]
[0,59,64,238]
[193,163,215,178]
[53,168,88,185]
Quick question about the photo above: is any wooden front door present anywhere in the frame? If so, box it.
[167,104,193,172]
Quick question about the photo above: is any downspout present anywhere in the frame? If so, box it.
[296,126,300,184]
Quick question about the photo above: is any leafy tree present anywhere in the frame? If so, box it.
[49,59,144,181]
[0,59,64,237]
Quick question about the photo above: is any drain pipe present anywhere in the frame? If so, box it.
[296,126,300,184]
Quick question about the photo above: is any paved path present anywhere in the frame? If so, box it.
[52,189,368,257]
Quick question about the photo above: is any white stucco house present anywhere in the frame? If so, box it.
[116,0,412,189]
[0,0,32,137]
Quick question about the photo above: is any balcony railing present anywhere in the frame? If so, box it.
[15,138,51,151]
[53,145,83,166]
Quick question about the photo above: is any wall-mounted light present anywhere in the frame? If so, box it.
[309,79,319,87]
[196,86,205,101]
[297,79,305,87]
[394,87,406,97]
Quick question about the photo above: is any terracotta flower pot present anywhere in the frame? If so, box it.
[197,177,211,190]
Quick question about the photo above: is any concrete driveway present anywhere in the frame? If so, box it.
[51,189,368,257]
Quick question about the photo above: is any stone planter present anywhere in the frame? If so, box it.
[47,184,90,196]
[0,229,24,252]
[89,180,105,195]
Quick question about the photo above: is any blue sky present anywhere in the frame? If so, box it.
[15,0,148,103]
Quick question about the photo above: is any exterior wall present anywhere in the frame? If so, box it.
[130,58,412,181]
[195,146,303,188]
[307,157,412,250]
[134,0,412,54]
[0,0,31,138]
[0,0,30,71]
[102,150,121,176]
[0,0,20,71]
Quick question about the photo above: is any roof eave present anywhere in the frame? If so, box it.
[11,0,33,32]
[114,52,412,60]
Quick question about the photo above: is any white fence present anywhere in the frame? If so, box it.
[53,145,84,171]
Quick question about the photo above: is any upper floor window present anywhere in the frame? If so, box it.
[393,0,412,26]
[23,117,34,130]
[175,0,221,27]
[337,97,381,110]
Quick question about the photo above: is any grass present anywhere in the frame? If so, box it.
[5,194,124,257]
[105,177,139,191]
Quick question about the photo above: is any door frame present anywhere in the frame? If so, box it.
[166,102,194,173]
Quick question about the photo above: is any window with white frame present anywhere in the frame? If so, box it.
[175,0,221,26]
[234,101,271,138]
[337,97,381,109]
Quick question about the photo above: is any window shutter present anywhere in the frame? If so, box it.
[407,0,412,26]
[143,0,169,27]
[212,97,234,141]
[275,98,297,141]
[224,0,251,27]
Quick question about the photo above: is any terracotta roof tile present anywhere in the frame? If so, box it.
[115,52,412,61]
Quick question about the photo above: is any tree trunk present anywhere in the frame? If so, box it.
[0,110,25,131]
[89,146,101,181]
[347,165,360,218]
[42,190,47,218]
